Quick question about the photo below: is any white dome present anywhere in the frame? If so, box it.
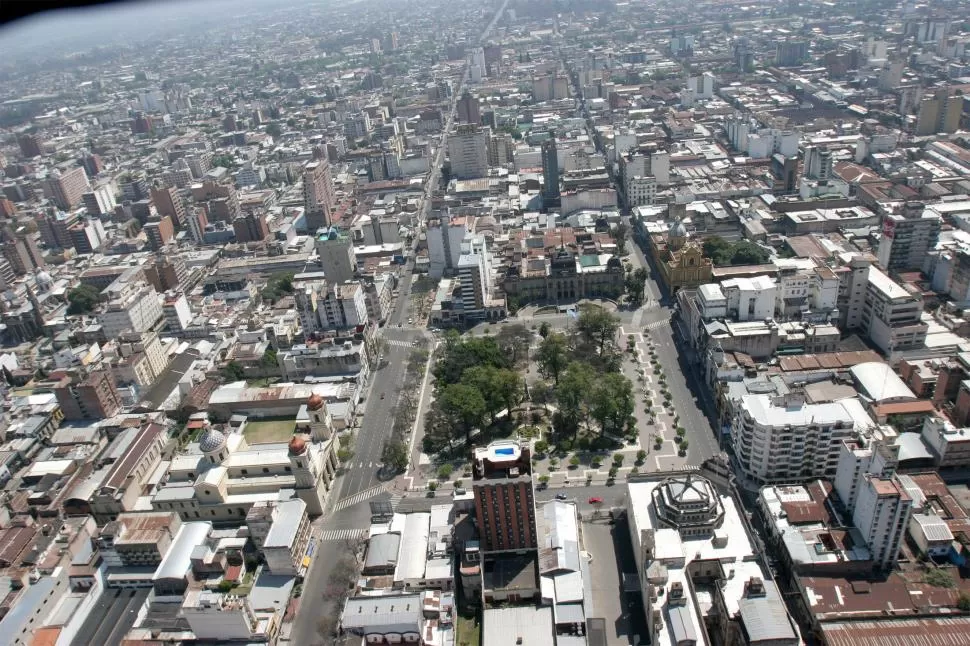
[199,427,227,454]
[35,271,52,289]
[668,219,688,239]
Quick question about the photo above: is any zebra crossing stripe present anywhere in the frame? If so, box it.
[332,485,386,512]
[320,528,369,541]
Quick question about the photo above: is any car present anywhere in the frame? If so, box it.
[408,317,414,324]
[588,497,603,504]
[555,493,568,501]
[380,393,385,400]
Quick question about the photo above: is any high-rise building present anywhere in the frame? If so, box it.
[303,159,336,234]
[82,184,117,217]
[802,145,833,181]
[731,392,868,485]
[151,185,186,230]
[877,202,941,273]
[70,217,107,255]
[457,91,481,125]
[191,180,240,223]
[54,369,122,421]
[775,39,809,66]
[1,235,43,275]
[487,131,514,168]
[79,152,104,177]
[162,292,193,333]
[145,254,188,293]
[98,282,163,338]
[541,136,561,207]
[36,209,79,250]
[447,124,488,180]
[457,252,488,312]
[472,440,537,553]
[43,166,91,211]
[232,212,270,243]
[426,211,468,278]
[144,216,175,251]
[916,88,963,136]
[121,173,150,202]
[853,475,912,569]
[186,208,209,244]
[315,226,356,284]
[17,133,44,158]
[862,266,929,354]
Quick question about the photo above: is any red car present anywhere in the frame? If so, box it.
[588,497,603,504]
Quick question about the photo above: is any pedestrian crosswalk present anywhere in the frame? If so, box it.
[387,339,414,348]
[332,484,387,513]
[644,319,671,331]
[320,528,369,542]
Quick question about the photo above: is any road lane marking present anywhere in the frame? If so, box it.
[320,528,369,541]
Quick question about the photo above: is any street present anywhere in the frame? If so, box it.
[288,2,510,643]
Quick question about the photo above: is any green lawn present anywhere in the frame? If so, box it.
[244,418,297,444]
[455,614,480,646]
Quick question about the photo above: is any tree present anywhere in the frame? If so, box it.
[538,321,551,338]
[260,348,278,371]
[439,383,486,444]
[495,323,532,368]
[589,373,635,437]
[266,122,283,138]
[67,284,101,315]
[492,368,524,417]
[433,334,509,386]
[576,305,620,355]
[537,332,570,384]
[534,440,549,454]
[625,267,649,306]
[958,591,970,612]
[221,361,246,382]
[636,449,647,464]
[381,439,409,473]
[422,408,454,454]
[556,362,594,438]
[437,463,454,480]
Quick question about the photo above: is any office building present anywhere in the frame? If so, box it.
[1,234,43,275]
[43,166,90,211]
[456,252,488,312]
[541,136,561,207]
[447,124,489,180]
[69,217,106,255]
[862,266,928,354]
[79,151,103,177]
[17,133,44,158]
[187,208,209,244]
[877,202,942,273]
[162,292,193,333]
[303,159,336,233]
[487,131,515,168]
[54,369,123,420]
[472,440,537,553]
[457,91,481,125]
[145,254,189,293]
[731,392,873,485]
[232,212,270,243]
[315,226,356,283]
[916,88,963,136]
[151,185,187,230]
[82,184,117,217]
[776,39,809,66]
[98,282,163,338]
[426,211,468,278]
[802,145,833,182]
[144,217,176,251]
[121,172,150,202]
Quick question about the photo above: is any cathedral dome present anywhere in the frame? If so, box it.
[199,427,227,454]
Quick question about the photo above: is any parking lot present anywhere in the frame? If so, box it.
[581,515,647,646]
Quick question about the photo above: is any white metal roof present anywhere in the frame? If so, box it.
[850,362,916,402]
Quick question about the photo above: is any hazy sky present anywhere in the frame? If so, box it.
[0,0,297,61]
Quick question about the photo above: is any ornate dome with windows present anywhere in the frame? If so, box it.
[651,474,725,537]
[667,218,688,250]
[198,427,228,454]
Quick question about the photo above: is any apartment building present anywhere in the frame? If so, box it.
[472,440,537,553]
[876,202,942,273]
[53,369,122,421]
[43,166,90,211]
[98,282,163,338]
[303,158,336,233]
[861,266,928,354]
[853,476,912,569]
[447,124,488,180]
[732,393,873,485]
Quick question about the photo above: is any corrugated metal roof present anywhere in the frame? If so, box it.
[153,522,212,582]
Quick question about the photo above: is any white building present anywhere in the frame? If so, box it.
[732,393,875,485]
[834,430,899,511]
[721,275,776,322]
[182,590,274,641]
[696,283,728,320]
[261,499,312,576]
[426,212,468,278]
[98,282,163,339]
[162,292,193,333]
[852,475,912,569]
[862,266,928,353]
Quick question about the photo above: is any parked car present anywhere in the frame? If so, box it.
[588,497,603,504]
[555,493,568,501]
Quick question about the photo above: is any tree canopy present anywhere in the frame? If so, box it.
[67,284,101,315]
[702,236,770,266]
